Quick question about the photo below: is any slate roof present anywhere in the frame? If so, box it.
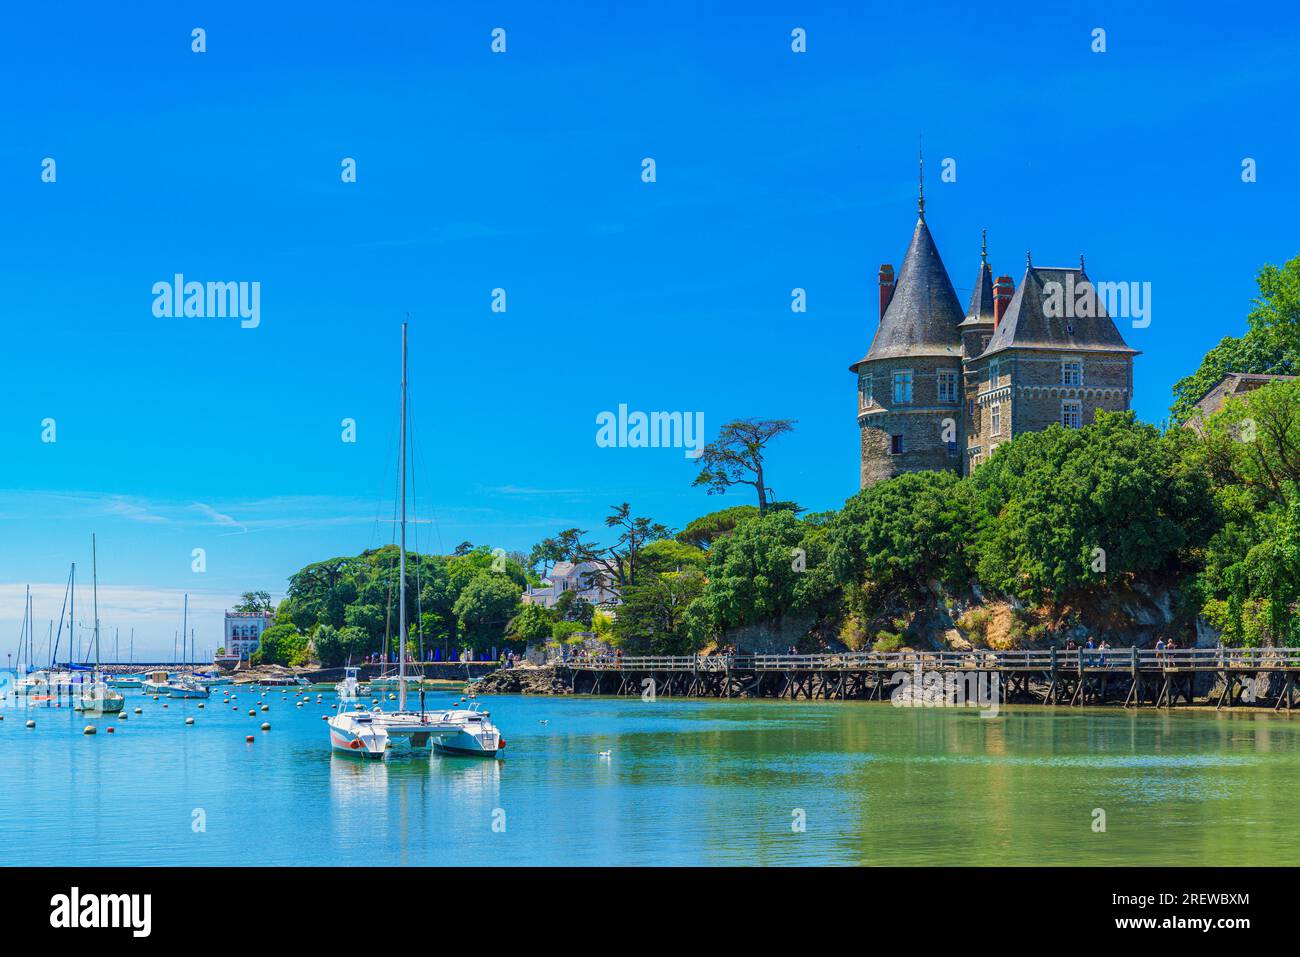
[978,266,1138,358]
[958,260,996,328]
[849,216,964,371]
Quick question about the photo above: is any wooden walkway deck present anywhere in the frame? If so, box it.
[552,648,1300,710]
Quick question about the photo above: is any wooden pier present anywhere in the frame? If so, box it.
[553,647,1300,711]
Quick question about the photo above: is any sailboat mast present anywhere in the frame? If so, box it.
[182,595,188,667]
[92,534,100,670]
[398,320,408,713]
[69,563,75,669]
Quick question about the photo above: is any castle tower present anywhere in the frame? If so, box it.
[963,257,1139,469]
[849,168,965,488]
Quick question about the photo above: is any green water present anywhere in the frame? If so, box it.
[1,689,1296,865]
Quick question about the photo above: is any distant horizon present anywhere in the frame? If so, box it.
[4,1,1298,657]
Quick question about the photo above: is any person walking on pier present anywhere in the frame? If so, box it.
[1084,637,1096,667]
[1155,637,1166,664]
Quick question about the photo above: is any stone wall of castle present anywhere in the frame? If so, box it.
[857,355,963,487]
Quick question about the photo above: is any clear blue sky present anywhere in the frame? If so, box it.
[2,1,1298,659]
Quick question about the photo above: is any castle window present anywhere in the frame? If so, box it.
[891,371,913,404]
[1062,399,1082,429]
[890,434,904,455]
[988,359,1000,387]
[991,403,1002,436]
[1061,359,1083,387]
[938,369,958,404]
[859,374,872,411]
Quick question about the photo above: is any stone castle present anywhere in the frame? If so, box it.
[849,185,1139,487]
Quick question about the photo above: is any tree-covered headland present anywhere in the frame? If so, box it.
[258,257,1300,665]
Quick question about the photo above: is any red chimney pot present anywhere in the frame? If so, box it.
[878,264,895,319]
[993,275,1015,330]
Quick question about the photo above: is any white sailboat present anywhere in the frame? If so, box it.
[76,535,126,715]
[327,321,504,760]
[165,596,209,699]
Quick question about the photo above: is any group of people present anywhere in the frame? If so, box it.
[1062,636,1184,666]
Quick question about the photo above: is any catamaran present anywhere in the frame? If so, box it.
[75,535,126,715]
[327,321,504,760]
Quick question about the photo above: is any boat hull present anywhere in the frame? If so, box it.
[327,716,388,758]
[432,739,502,758]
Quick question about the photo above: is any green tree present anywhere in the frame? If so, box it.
[686,510,831,641]
[254,623,308,666]
[640,538,708,573]
[972,411,1216,602]
[453,575,523,650]
[613,569,708,654]
[549,503,670,598]
[1171,256,1300,424]
[692,418,795,513]
[828,470,978,601]
[507,603,554,644]
[233,590,273,614]
[676,505,760,549]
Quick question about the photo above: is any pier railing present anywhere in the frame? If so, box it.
[556,647,1300,673]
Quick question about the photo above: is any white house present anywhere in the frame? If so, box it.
[221,610,274,661]
[522,561,620,610]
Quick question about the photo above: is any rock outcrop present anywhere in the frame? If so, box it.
[474,667,571,695]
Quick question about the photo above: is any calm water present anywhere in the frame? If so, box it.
[2,687,1298,866]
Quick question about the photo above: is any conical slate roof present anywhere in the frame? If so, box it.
[979,266,1139,358]
[850,217,964,371]
[958,260,995,328]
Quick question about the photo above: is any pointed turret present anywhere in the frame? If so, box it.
[958,229,997,359]
[849,216,964,372]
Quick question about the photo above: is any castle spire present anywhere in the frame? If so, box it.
[917,139,925,220]
[981,228,988,266]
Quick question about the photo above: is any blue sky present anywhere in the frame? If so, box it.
[2,1,1298,659]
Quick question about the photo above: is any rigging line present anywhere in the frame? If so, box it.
[380,369,402,673]
[406,381,445,557]
[409,388,425,665]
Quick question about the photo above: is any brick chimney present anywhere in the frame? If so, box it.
[878,264,894,318]
[993,275,1015,329]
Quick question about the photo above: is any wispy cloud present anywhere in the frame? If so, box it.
[487,485,589,497]
[191,502,247,533]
